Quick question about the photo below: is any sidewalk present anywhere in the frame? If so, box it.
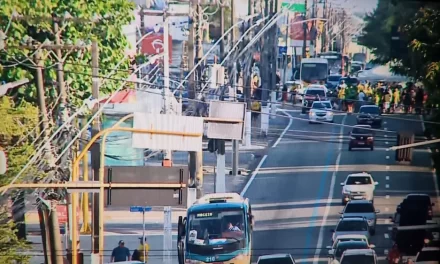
[24,111,290,226]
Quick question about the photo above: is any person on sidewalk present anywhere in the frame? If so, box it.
[110,240,131,262]
[138,237,150,263]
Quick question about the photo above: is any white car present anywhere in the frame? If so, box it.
[340,172,378,204]
[414,247,440,263]
[327,234,371,252]
[257,254,296,264]
[309,101,334,123]
[338,249,378,264]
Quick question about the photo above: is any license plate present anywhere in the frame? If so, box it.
[357,142,365,145]
[367,120,373,124]
[353,196,364,199]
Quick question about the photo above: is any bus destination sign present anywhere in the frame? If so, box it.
[195,212,218,218]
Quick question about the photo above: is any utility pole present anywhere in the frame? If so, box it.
[163,8,172,164]
[243,0,254,147]
[90,40,101,260]
[321,0,327,52]
[48,201,64,264]
[230,0,239,177]
[269,0,278,120]
[219,5,225,60]
[303,0,308,57]
[188,0,204,200]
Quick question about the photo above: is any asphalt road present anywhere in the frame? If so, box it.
[245,109,439,264]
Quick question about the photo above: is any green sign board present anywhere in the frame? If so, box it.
[281,2,306,13]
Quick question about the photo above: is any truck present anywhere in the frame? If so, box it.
[177,193,254,264]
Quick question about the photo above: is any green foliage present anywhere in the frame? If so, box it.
[0,97,40,185]
[360,0,440,93]
[0,0,136,106]
[0,207,31,263]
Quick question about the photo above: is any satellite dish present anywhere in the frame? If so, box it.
[0,149,7,174]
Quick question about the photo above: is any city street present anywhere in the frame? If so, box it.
[245,110,439,263]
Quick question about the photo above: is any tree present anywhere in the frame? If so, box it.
[0,0,136,107]
[0,207,31,263]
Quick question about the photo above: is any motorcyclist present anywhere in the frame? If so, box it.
[387,244,401,264]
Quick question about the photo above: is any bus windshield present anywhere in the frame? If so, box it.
[319,54,342,74]
[301,63,328,83]
[187,210,245,246]
[353,53,367,62]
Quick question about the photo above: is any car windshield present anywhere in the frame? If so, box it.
[258,258,294,264]
[312,102,331,109]
[336,238,366,247]
[416,250,440,261]
[344,203,375,213]
[352,128,371,134]
[346,176,372,185]
[341,254,374,264]
[187,210,245,245]
[336,220,368,232]
[306,90,326,96]
[328,76,341,82]
[335,243,369,258]
[360,107,380,115]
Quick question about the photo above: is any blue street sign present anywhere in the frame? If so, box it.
[278,46,287,54]
[130,206,152,213]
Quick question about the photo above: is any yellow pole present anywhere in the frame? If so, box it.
[80,151,91,234]
[98,113,133,262]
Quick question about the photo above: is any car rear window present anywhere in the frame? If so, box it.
[406,195,431,204]
[346,176,372,185]
[305,89,325,96]
[336,220,368,232]
[258,258,294,264]
[352,128,371,134]
[341,254,375,264]
[328,76,341,81]
[344,203,375,213]
[360,107,380,115]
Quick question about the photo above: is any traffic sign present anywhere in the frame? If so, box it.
[278,46,287,54]
[130,206,152,213]
[281,2,306,13]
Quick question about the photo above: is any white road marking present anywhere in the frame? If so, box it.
[386,148,389,151]
[386,176,390,180]
[386,184,390,188]
[386,195,390,199]
[385,219,390,224]
[388,227,392,231]
[385,207,389,212]
[420,115,440,207]
[241,109,294,195]
[386,166,390,170]
[313,115,347,264]
[273,110,293,148]
[384,249,389,255]
[240,155,267,196]
[384,233,389,239]
[385,141,389,145]
[384,127,388,131]
[386,156,390,159]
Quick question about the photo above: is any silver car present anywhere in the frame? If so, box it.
[340,200,380,235]
[331,217,370,243]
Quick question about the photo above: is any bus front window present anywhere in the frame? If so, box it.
[327,59,342,74]
[301,63,327,83]
[187,210,245,246]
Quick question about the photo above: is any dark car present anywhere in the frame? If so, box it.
[301,88,327,113]
[357,105,382,128]
[399,194,435,221]
[349,125,374,151]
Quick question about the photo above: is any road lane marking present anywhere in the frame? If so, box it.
[240,155,267,196]
[385,207,389,212]
[420,115,440,208]
[385,134,388,137]
[313,115,347,264]
[384,233,389,239]
[386,195,390,199]
[386,156,390,159]
[386,184,390,188]
[385,141,389,144]
[388,227,392,230]
[384,127,388,131]
[273,110,293,148]
[385,219,390,224]
[384,249,389,255]
[386,176,390,180]
[257,164,432,174]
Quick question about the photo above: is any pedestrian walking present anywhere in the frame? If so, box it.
[110,240,131,262]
